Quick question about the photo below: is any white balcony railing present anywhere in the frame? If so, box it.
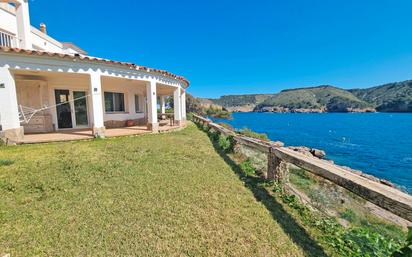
[0,31,16,48]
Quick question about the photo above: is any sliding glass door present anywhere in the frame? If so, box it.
[55,89,73,129]
[73,91,88,127]
[54,89,89,129]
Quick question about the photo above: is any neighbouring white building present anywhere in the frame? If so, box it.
[0,0,188,143]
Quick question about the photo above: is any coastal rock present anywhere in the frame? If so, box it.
[255,106,326,113]
[347,107,376,113]
[288,146,312,157]
[288,146,325,159]
[256,106,290,113]
[225,105,256,112]
[291,108,325,113]
[310,149,326,159]
[270,141,285,147]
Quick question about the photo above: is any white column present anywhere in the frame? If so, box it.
[89,72,105,137]
[146,80,158,132]
[173,87,182,126]
[15,0,32,49]
[160,96,166,114]
[181,90,186,121]
[0,67,24,142]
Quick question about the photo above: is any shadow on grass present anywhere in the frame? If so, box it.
[205,132,328,257]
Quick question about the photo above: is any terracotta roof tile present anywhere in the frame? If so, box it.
[0,46,189,86]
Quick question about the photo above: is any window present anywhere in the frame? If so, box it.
[135,95,141,113]
[104,92,125,112]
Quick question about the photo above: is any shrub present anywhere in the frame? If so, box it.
[289,168,315,188]
[208,130,219,142]
[239,160,256,176]
[238,128,269,141]
[186,112,194,120]
[392,227,412,257]
[205,107,232,119]
[218,134,233,153]
[308,189,330,210]
[272,183,402,257]
[340,208,358,223]
[341,227,399,257]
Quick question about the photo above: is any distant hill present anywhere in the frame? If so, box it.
[208,94,275,112]
[257,85,371,112]
[349,81,412,112]
[200,80,412,113]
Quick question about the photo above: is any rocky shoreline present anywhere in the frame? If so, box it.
[225,105,377,113]
[287,145,398,189]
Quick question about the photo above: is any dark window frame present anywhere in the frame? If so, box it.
[104,92,125,112]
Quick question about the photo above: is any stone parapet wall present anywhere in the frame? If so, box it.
[191,114,412,223]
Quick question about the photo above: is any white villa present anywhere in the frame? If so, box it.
[0,0,188,143]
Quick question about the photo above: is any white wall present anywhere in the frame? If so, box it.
[46,75,91,129]
[102,82,146,122]
[46,75,148,128]
[0,3,79,53]
[0,4,17,36]
[30,27,64,52]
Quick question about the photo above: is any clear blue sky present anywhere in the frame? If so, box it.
[29,0,412,98]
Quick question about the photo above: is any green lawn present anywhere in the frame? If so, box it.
[0,123,322,256]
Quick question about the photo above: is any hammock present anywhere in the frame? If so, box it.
[18,94,90,124]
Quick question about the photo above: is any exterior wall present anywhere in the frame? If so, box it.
[101,80,146,128]
[15,79,53,133]
[0,3,77,53]
[13,75,180,132]
[30,27,64,52]
[14,75,92,133]
[20,75,150,131]
[0,4,17,36]
[0,67,20,131]
[47,75,91,130]
[16,76,147,131]
[0,52,188,139]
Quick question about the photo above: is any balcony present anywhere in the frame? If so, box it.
[0,30,17,48]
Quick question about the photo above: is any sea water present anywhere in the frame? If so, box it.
[212,112,412,193]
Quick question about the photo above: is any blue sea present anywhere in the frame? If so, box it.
[212,112,412,193]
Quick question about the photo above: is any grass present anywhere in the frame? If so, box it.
[194,121,406,256]
[0,123,312,257]
[237,128,269,141]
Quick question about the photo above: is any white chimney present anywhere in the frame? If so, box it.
[40,23,47,34]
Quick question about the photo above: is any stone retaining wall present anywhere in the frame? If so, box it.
[192,114,412,223]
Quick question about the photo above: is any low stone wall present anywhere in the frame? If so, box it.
[0,127,24,145]
[104,118,146,129]
[192,114,412,223]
